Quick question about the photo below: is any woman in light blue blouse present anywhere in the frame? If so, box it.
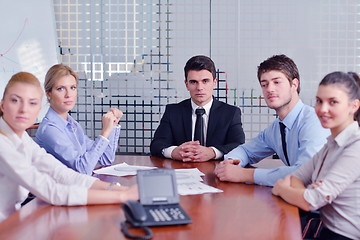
[35,64,122,175]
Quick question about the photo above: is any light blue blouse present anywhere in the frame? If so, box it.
[225,100,330,186]
[35,107,120,175]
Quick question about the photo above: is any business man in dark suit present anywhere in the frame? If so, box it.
[150,55,245,162]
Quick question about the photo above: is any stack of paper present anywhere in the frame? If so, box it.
[175,168,223,195]
[93,164,223,195]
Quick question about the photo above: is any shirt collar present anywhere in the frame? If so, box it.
[279,99,304,129]
[46,107,75,129]
[191,98,213,115]
[0,117,24,147]
[332,121,359,147]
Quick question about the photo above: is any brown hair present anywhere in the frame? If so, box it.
[0,72,42,117]
[320,71,360,126]
[44,64,78,94]
[257,54,301,93]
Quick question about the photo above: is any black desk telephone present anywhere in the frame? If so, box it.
[122,168,191,227]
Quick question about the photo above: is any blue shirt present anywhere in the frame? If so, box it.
[35,107,121,175]
[225,100,329,186]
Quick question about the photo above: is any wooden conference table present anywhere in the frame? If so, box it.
[0,155,301,240]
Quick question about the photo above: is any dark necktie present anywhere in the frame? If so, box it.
[279,122,290,166]
[194,108,205,146]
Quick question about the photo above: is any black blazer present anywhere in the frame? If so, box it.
[150,98,245,159]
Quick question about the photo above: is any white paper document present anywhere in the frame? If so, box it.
[93,163,156,176]
[175,168,204,183]
[174,168,223,195]
[94,164,223,195]
[177,181,223,195]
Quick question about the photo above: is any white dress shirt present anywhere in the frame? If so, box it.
[162,98,222,159]
[0,117,97,222]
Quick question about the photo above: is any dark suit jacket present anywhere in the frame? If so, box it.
[150,98,245,159]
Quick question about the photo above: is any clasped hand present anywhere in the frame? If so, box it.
[171,141,216,162]
[101,108,123,138]
[272,175,291,196]
[215,159,242,182]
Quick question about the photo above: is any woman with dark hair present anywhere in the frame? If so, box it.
[272,71,360,240]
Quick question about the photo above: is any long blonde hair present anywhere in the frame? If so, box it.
[0,72,42,117]
[44,64,78,94]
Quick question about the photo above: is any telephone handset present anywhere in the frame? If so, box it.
[123,200,147,225]
[121,200,153,239]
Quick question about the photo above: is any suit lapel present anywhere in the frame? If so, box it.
[207,99,220,143]
[182,99,192,141]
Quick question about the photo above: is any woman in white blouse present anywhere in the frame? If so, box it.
[272,71,360,240]
[0,72,138,222]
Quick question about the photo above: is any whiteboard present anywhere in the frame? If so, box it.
[0,0,59,120]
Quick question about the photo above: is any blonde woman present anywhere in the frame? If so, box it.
[35,64,122,174]
[0,72,137,222]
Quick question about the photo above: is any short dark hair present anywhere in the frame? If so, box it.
[257,54,300,93]
[184,55,216,81]
[320,71,360,126]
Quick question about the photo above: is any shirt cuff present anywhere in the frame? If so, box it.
[225,156,248,167]
[94,135,110,154]
[98,135,110,142]
[83,175,98,188]
[162,146,177,158]
[303,189,317,211]
[210,147,223,160]
[303,188,327,211]
[68,187,89,206]
[253,168,273,186]
[224,147,249,167]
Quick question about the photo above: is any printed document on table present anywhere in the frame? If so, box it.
[175,168,204,183]
[174,168,223,195]
[94,165,223,195]
[93,163,156,176]
[177,181,223,195]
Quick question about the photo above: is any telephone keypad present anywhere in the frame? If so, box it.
[148,207,186,222]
